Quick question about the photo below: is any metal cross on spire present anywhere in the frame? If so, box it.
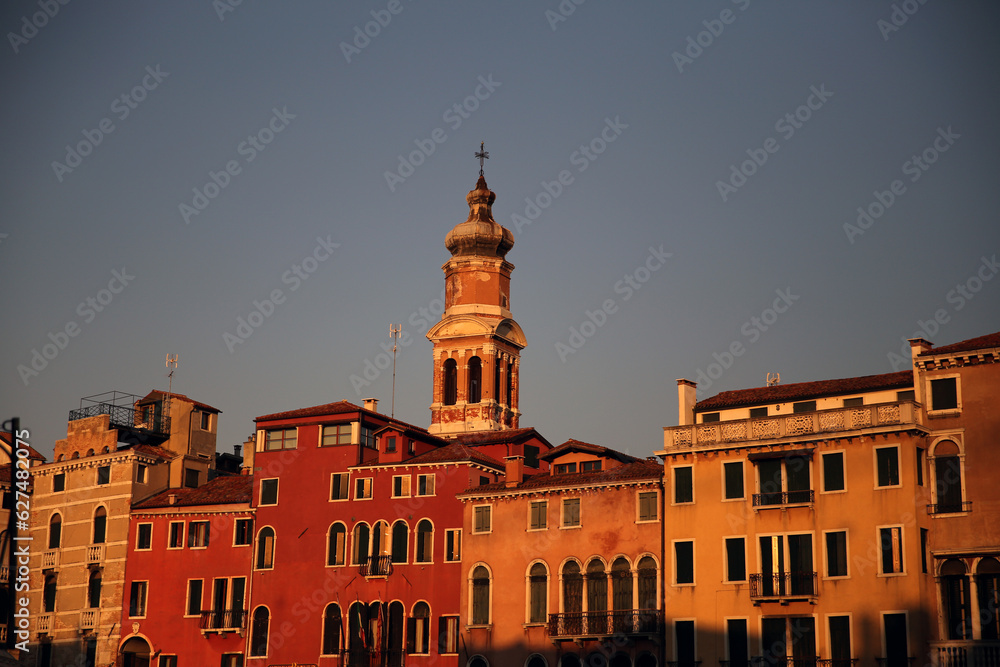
[475,141,489,176]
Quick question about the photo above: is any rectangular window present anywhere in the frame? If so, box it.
[360,426,375,449]
[161,656,178,667]
[749,407,768,418]
[880,526,903,574]
[826,531,848,577]
[438,616,459,654]
[473,506,492,533]
[184,468,199,489]
[920,528,929,574]
[524,445,540,469]
[385,436,397,452]
[186,579,203,616]
[234,519,252,546]
[676,620,696,664]
[829,616,852,665]
[260,478,278,505]
[843,397,863,407]
[555,463,576,474]
[331,473,350,501]
[392,475,411,498]
[321,424,352,446]
[221,654,243,667]
[97,466,110,485]
[529,501,547,530]
[916,448,925,486]
[189,521,210,548]
[136,464,147,484]
[479,476,490,486]
[445,529,461,562]
[355,478,372,500]
[581,460,602,472]
[265,427,297,450]
[53,473,65,492]
[876,447,900,487]
[702,412,720,423]
[200,411,212,430]
[724,461,744,499]
[638,491,658,521]
[137,524,152,550]
[930,377,958,410]
[725,537,746,582]
[168,522,184,549]
[562,498,581,527]
[675,541,694,585]
[793,401,816,413]
[129,581,147,617]
[756,456,812,505]
[897,389,915,402]
[674,466,693,504]
[823,452,845,492]
[417,474,435,496]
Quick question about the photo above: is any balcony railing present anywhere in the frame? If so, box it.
[753,490,814,507]
[37,614,52,635]
[0,566,8,584]
[548,609,663,638]
[200,609,247,632]
[87,545,105,563]
[927,501,972,515]
[663,401,919,450]
[360,555,393,577]
[932,641,1000,667]
[749,572,817,599]
[42,550,59,569]
[79,610,97,632]
[816,660,859,667]
[69,391,170,436]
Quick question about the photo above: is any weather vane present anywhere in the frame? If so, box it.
[475,141,489,176]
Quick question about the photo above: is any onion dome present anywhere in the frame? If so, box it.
[445,174,515,259]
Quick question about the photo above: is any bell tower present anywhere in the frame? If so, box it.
[427,146,526,436]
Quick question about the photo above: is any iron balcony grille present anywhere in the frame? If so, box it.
[927,501,972,515]
[548,609,663,638]
[932,643,1000,667]
[816,660,859,667]
[753,490,814,507]
[69,394,171,436]
[199,609,246,631]
[749,572,817,599]
[360,555,393,577]
[721,659,825,667]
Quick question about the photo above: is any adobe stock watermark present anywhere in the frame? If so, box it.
[671,0,752,74]
[877,0,931,41]
[7,0,71,54]
[886,253,998,371]
[692,287,800,397]
[716,84,833,202]
[555,245,671,362]
[340,0,415,64]
[17,268,136,385]
[179,106,295,224]
[223,236,339,353]
[51,65,170,183]
[512,116,628,234]
[843,126,959,244]
[213,0,245,21]
[384,75,501,192]
[350,289,446,394]
[544,0,588,31]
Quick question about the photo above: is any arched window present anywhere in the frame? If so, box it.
[48,514,62,549]
[468,357,482,403]
[369,602,385,653]
[587,559,608,634]
[93,507,107,545]
[942,559,971,639]
[610,653,632,667]
[934,440,965,513]
[527,655,548,667]
[88,570,102,608]
[560,654,582,667]
[472,565,490,625]
[443,359,457,406]
[637,556,657,610]
[612,557,633,610]
[494,355,502,403]
[43,575,57,612]
[586,652,609,667]
[408,601,430,654]
[388,601,405,665]
[348,602,368,655]
[563,561,583,614]
[506,361,514,406]
[256,527,274,570]
[391,521,409,564]
[352,523,370,565]
[415,520,433,563]
[328,523,346,566]
[470,657,490,667]
[372,520,390,558]
[978,557,1000,640]
[250,606,269,656]
[528,562,548,623]
[322,603,341,655]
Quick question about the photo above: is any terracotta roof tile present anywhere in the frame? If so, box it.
[920,331,1000,357]
[133,475,252,509]
[256,400,376,423]
[122,443,178,460]
[540,439,641,463]
[450,427,553,449]
[0,432,47,461]
[356,442,505,469]
[696,371,913,411]
[140,390,221,414]
[460,458,662,496]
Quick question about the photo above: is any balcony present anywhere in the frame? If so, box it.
[69,390,171,443]
[663,401,921,451]
[932,641,1000,667]
[79,609,98,632]
[548,609,663,638]
[928,501,972,515]
[0,565,8,584]
[200,609,247,633]
[87,545,105,563]
[753,490,814,508]
[37,613,52,635]
[42,550,59,569]
[749,572,817,601]
[360,555,393,578]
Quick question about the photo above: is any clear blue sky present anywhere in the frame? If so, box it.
[3,1,998,460]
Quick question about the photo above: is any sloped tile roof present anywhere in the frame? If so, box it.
[450,427,552,449]
[0,432,46,461]
[460,458,662,496]
[540,439,642,463]
[695,371,913,411]
[920,331,1000,356]
[133,475,253,509]
[256,400,379,423]
[122,443,178,460]
[356,442,505,469]
[140,390,221,414]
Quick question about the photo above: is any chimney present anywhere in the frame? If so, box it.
[363,398,379,413]
[233,444,242,458]
[504,455,524,488]
[908,338,933,407]
[677,379,697,426]
[167,494,177,506]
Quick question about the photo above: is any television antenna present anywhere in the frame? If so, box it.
[766,372,780,387]
[165,354,178,421]
[389,326,401,418]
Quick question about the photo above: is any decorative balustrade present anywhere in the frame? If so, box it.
[42,550,59,569]
[932,641,1000,667]
[753,490,814,507]
[0,566,8,584]
[664,402,918,449]
[37,614,52,634]
[927,501,972,515]
[79,610,98,631]
[87,545,105,563]
[199,609,246,631]
[548,609,663,638]
[749,572,817,599]
[360,555,393,577]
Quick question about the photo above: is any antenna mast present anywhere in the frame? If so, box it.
[165,354,178,423]
[389,325,401,419]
